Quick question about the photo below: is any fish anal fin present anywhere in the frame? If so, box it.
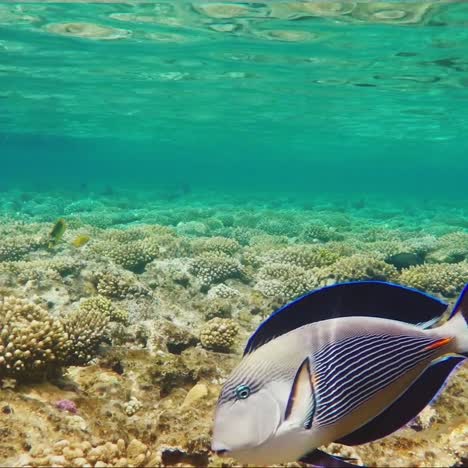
[300,449,363,467]
[336,355,466,446]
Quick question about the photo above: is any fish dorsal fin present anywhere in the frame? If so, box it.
[244,281,447,355]
[336,355,466,446]
[284,357,316,430]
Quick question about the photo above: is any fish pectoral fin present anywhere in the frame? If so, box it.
[285,357,316,430]
[299,449,363,467]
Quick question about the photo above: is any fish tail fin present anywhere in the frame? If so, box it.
[439,283,468,356]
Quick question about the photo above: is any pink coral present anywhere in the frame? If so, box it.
[55,399,77,414]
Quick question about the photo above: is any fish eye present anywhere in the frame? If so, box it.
[235,384,251,400]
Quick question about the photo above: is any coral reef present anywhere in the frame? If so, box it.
[0,190,466,467]
[190,253,243,288]
[199,318,240,352]
[400,262,468,297]
[0,296,70,380]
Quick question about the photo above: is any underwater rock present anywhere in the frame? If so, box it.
[151,320,199,355]
[182,383,208,409]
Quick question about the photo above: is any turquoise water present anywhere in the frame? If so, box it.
[0,4,468,467]
[1,1,468,198]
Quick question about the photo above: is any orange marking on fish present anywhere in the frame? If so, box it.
[425,337,453,351]
[310,372,319,387]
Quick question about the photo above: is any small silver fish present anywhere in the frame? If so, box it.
[212,281,468,467]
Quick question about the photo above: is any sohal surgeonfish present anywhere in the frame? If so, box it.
[212,281,468,467]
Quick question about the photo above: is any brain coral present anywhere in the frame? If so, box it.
[199,318,239,352]
[0,296,70,379]
[400,262,468,297]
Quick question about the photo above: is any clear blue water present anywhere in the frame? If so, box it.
[1,1,467,200]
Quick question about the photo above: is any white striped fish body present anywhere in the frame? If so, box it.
[300,316,456,447]
[212,282,468,466]
[213,315,462,465]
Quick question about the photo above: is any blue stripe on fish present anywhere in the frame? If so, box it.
[313,334,447,427]
[244,281,448,355]
[449,282,468,319]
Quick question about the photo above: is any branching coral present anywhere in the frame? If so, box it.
[319,254,399,283]
[0,296,70,379]
[80,295,128,324]
[0,235,45,262]
[301,223,344,242]
[207,284,240,300]
[255,263,318,300]
[426,231,468,264]
[400,262,468,297]
[62,306,110,365]
[199,318,239,352]
[191,236,240,256]
[267,245,341,269]
[95,271,149,300]
[91,240,155,273]
[190,253,243,287]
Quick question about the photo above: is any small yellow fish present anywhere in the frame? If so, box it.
[72,235,90,248]
[48,218,67,248]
